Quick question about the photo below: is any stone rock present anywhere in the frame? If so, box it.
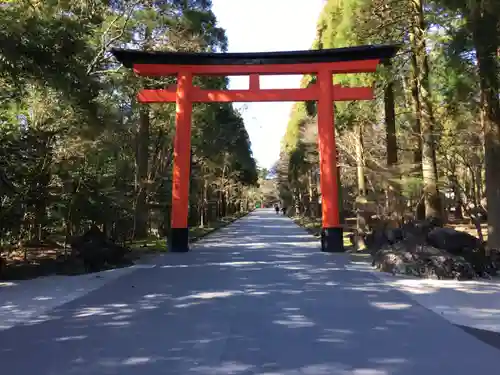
[70,225,131,272]
[427,227,482,253]
[426,227,494,277]
[367,218,497,280]
[365,224,406,252]
[372,240,476,280]
[386,227,405,245]
[402,218,443,239]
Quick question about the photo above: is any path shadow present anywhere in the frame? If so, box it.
[0,210,499,374]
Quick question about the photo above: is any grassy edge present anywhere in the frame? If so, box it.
[0,212,254,280]
[290,215,322,237]
[291,215,353,247]
[291,214,363,259]
[129,210,254,255]
[188,210,253,244]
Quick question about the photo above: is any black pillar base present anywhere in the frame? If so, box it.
[169,227,189,252]
[321,227,344,253]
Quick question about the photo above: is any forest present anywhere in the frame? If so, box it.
[275,0,499,278]
[0,1,260,278]
[1,0,499,280]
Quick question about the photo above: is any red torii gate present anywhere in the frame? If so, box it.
[112,45,397,253]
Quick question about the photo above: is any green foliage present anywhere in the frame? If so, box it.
[0,0,258,245]
[277,0,493,225]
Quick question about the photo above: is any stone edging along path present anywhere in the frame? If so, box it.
[188,209,254,245]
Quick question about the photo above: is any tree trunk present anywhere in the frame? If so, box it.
[410,0,441,220]
[384,67,401,219]
[225,188,231,216]
[308,171,318,218]
[475,165,483,204]
[33,171,51,241]
[356,124,366,197]
[294,189,300,215]
[133,107,150,238]
[385,75,398,168]
[200,178,207,227]
[409,36,425,220]
[355,123,368,243]
[449,170,463,220]
[470,4,500,249]
[219,189,225,218]
[468,165,478,205]
[337,159,343,223]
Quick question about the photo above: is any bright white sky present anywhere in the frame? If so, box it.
[211,0,325,169]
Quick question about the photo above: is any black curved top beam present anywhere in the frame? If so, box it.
[111,44,399,67]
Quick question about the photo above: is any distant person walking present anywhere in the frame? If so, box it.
[275,204,280,214]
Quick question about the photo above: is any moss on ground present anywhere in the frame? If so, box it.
[129,211,251,253]
[291,214,355,251]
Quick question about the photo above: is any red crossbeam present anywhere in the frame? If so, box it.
[138,85,373,103]
[133,60,380,76]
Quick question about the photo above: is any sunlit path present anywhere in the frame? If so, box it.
[0,209,498,374]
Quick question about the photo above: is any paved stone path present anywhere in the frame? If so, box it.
[0,209,499,374]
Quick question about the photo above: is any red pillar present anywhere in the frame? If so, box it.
[317,69,343,252]
[170,72,192,252]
